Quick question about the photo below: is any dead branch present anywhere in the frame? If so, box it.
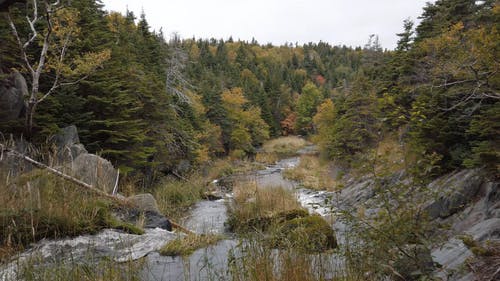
[0,144,194,234]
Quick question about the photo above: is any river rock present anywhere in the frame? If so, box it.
[465,218,500,241]
[71,153,118,193]
[127,193,160,213]
[0,228,177,280]
[118,194,172,231]
[113,208,173,231]
[0,70,26,121]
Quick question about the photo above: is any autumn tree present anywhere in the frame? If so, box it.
[221,88,269,156]
[312,99,336,154]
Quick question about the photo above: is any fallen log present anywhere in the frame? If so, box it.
[0,145,194,235]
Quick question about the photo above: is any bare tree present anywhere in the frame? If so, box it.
[165,32,192,104]
[6,0,110,136]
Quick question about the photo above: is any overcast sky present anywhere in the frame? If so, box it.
[101,0,433,50]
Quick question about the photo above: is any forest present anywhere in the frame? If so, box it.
[0,0,499,280]
[1,0,498,185]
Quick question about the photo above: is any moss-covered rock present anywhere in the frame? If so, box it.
[227,209,309,232]
[270,215,337,253]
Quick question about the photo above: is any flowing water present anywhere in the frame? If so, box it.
[1,151,342,281]
[148,154,343,280]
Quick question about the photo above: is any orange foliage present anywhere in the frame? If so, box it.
[281,112,297,136]
[315,75,326,86]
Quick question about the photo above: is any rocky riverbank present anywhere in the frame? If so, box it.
[1,133,498,280]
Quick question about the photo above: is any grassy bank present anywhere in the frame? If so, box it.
[0,170,141,262]
[153,175,206,222]
[227,181,305,232]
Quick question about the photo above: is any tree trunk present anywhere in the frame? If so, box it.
[25,100,37,138]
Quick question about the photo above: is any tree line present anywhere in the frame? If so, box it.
[0,0,497,186]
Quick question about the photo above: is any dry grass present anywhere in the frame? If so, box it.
[230,242,317,281]
[228,181,309,232]
[153,175,205,221]
[159,233,224,256]
[283,155,336,191]
[203,158,265,180]
[153,159,265,222]
[261,136,308,155]
[463,239,500,280]
[231,182,303,222]
[0,169,141,262]
[255,152,279,164]
[228,236,335,281]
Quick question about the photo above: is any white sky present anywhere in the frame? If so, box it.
[101,0,433,50]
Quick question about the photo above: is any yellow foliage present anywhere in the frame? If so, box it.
[313,99,335,131]
[221,88,247,111]
[106,12,127,33]
[186,90,207,116]
[189,44,200,60]
[222,88,270,152]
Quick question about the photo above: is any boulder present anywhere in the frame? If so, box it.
[113,208,172,231]
[52,125,88,164]
[175,159,191,175]
[53,125,79,149]
[127,193,160,213]
[115,194,172,231]
[0,70,26,121]
[72,153,118,194]
[69,143,88,160]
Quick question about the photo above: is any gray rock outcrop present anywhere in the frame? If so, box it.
[329,168,499,281]
[50,125,117,194]
[0,70,26,121]
[425,169,484,219]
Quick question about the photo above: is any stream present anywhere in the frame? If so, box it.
[142,153,343,280]
[1,153,341,281]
